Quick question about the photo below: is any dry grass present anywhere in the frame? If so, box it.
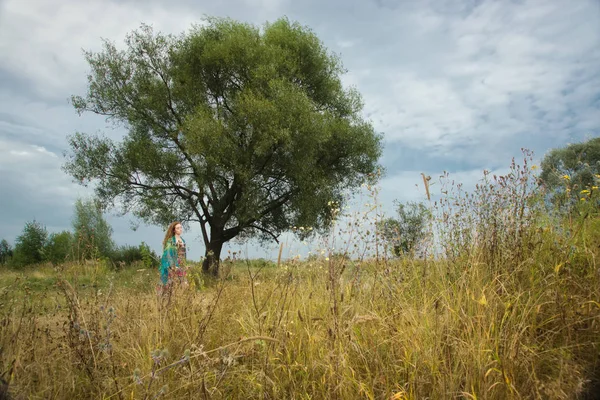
[1,233,599,399]
[1,155,600,399]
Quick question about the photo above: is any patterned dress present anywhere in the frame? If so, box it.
[160,236,187,285]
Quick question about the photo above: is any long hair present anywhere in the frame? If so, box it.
[162,221,181,250]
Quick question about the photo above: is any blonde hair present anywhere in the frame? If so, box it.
[162,221,181,249]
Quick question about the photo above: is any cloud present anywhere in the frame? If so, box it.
[0,137,81,239]
[0,0,214,101]
[341,0,600,168]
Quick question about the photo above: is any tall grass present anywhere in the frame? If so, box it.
[1,154,599,399]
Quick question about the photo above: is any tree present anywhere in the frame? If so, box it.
[12,220,48,267]
[0,239,12,265]
[64,18,383,274]
[44,231,74,265]
[378,201,430,257]
[540,137,600,203]
[72,198,114,261]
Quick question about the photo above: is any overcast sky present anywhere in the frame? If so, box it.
[0,0,598,260]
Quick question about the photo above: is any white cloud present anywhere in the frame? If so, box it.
[349,0,600,164]
[6,145,56,158]
[0,0,202,98]
[367,73,476,145]
[32,145,58,158]
[9,150,29,157]
[2,139,55,164]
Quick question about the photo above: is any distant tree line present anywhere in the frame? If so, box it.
[0,198,159,269]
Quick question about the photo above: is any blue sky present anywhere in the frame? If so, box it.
[0,0,598,260]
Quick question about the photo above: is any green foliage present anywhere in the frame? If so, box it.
[237,258,277,269]
[11,220,48,267]
[378,201,430,257]
[64,17,382,273]
[540,136,600,204]
[140,242,160,269]
[110,242,159,269]
[109,245,143,267]
[0,239,12,265]
[72,198,114,261]
[43,231,74,265]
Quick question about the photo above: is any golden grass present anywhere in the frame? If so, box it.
[1,231,599,400]
[2,156,599,399]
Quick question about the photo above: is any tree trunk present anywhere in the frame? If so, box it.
[202,238,223,276]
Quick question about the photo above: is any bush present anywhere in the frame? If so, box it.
[109,242,159,269]
[43,231,74,265]
[72,198,114,261]
[140,242,159,269]
[11,220,48,268]
[377,201,431,257]
[0,239,12,265]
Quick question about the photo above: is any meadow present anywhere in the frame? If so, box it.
[1,159,600,399]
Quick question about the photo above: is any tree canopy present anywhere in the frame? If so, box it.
[11,220,48,268]
[64,17,383,273]
[377,201,430,258]
[72,198,114,260]
[540,137,600,204]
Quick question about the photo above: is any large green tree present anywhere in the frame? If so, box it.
[64,18,382,274]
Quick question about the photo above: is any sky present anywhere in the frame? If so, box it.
[0,0,599,260]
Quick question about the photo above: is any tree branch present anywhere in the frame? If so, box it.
[249,224,279,243]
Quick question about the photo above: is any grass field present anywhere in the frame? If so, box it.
[1,224,599,399]
[2,164,600,399]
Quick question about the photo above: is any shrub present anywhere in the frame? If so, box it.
[43,231,74,265]
[11,220,48,268]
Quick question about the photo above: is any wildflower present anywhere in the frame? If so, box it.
[133,368,143,385]
[478,293,487,306]
[580,198,586,201]
[562,175,570,180]
[593,186,598,190]
[531,165,538,170]
[151,349,162,364]
[581,190,590,195]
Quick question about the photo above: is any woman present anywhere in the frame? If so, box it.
[160,221,187,286]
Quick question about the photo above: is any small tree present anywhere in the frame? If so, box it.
[44,231,74,265]
[0,239,13,265]
[540,137,600,206]
[378,201,431,257]
[140,242,159,269]
[72,198,114,261]
[12,220,48,267]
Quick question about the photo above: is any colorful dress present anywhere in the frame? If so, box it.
[160,236,187,285]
